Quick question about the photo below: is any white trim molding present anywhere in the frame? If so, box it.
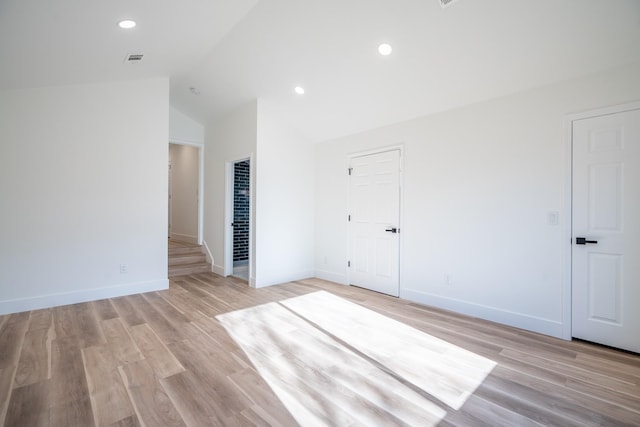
[202,239,216,273]
[314,270,348,285]
[254,270,315,289]
[403,288,565,339]
[0,279,169,315]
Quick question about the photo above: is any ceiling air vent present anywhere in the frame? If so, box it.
[124,53,144,63]
[439,0,460,8]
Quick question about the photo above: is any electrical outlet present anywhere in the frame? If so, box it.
[120,264,128,274]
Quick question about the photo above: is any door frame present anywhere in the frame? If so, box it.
[168,139,204,245]
[168,157,172,237]
[224,154,254,285]
[346,144,404,296]
[563,100,640,340]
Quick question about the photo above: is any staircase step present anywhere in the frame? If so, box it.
[169,253,206,266]
[169,245,203,256]
[169,262,211,277]
[168,243,211,277]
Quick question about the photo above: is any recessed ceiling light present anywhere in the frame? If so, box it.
[378,43,393,56]
[294,86,305,95]
[118,20,137,29]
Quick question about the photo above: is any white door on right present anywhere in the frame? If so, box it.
[572,107,640,353]
[349,149,401,297]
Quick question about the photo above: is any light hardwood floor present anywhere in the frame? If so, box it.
[0,274,639,426]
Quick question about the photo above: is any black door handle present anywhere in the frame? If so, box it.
[575,237,597,245]
[385,227,398,234]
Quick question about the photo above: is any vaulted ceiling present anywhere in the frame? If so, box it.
[2,0,639,141]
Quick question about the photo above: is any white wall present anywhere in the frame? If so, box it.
[170,106,204,144]
[0,78,170,314]
[255,100,315,287]
[203,99,315,287]
[204,101,257,278]
[169,144,199,243]
[315,62,640,338]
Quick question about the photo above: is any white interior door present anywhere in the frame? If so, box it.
[349,149,401,297]
[572,107,640,353]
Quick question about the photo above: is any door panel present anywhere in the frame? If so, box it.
[572,108,640,353]
[587,253,622,324]
[589,163,621,231]
[349,150,400,297]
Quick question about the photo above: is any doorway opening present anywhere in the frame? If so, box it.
[168,156,172,238]
[225,157,252,282]
[232,159,250,280]
[168,143,202,244]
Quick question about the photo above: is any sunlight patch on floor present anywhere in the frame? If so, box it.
[217,291,496,426]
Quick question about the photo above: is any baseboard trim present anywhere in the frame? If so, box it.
[401,288,565,339]
[170,233,198,244]
[202,240,215,269]
[314,270,348,285]
[212,264,225,275]
[0,279,169,315]
[255,270,315,289]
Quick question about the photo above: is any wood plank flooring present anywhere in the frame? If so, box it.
[0,273,639,426]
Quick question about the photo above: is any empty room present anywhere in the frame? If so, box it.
[1,0,639,425]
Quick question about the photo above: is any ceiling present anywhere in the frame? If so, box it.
[0,0,258,90]
[2,0,640,142]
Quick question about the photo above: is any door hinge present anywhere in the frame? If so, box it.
[348,167,353,176]
[348,260,351,267]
